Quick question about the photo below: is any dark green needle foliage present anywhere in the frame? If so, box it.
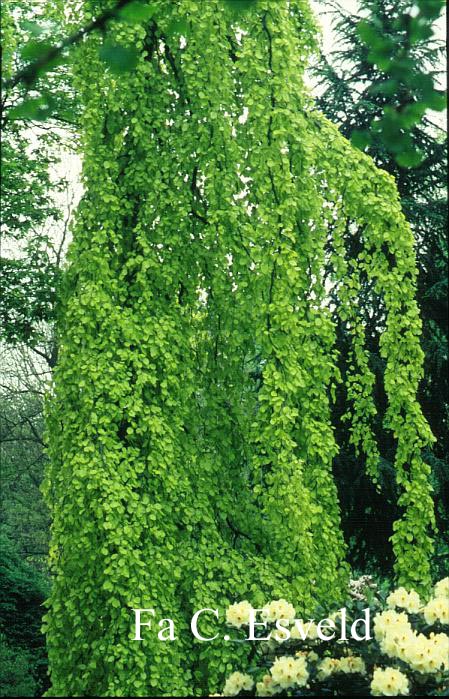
[312,0,447,575]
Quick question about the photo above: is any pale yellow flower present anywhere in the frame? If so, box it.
[290,619,319,640]
[370,667,409,696]
[339,656,366,675]
[386,588,421,614]
[389,630,449,674]
[379,626,416,660]
[226,601,253,628]
[387,587,409,609]
[317,657,341,680]
[404,590,421,614]
[222,671,254,697]
[434,577,449,599]
[290,623,302,640]
[374,610,410,640]
[273,622,290,643]
[270,655,309,689]
[423,596,449,625]
[255,674,279,697]
[262,599,296,624]
[429,632,449,671]
[401,634,432,673]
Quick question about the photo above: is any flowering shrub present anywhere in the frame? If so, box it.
[219,577,449,696]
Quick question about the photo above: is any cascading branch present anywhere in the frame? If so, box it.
[43,0,435,695]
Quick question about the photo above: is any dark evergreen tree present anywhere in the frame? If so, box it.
[312,0,448,574]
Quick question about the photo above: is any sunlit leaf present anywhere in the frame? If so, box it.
[20,20,46,37]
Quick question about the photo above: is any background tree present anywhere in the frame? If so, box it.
[1,0,79,352]
[311,0,448,576]
[0,534,49,697]
[0,349,51,566]
[1,3,75,694]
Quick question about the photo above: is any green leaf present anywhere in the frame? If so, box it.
[20,40,54,61]
[368,50,392,71]
[7,96,54,121]
[223,0,258,14]
[408,16,433,43]
[99,42,139,74]
[350,129,372,151]
[416,0,444,20]
[165,18,189,37]
[369,79,399,96]
[400,102,427,128]
[425,89,447,111]
[356,20,380,47]
[396,148,425,168]
[20,20,46,37]
[118,2,157,23]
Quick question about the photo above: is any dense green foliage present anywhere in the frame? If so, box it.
[0,124,62,348]
[1,5,59,695]
[349,0,446,166]
[0,363,50,698]
[312,0,448,576]
[0,535,49,696]
[0,0,68,350]
[38,0,438,695]
[0,389,49,563]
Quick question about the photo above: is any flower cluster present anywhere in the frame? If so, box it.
[226,601,253,629]
[375,609,449,674]
[269,656,309,689]
[225,599,298,630]
[370,667,409,697]
[262,600,296,624]
[423,597,449,625]
[434,577,449,599]
[219,578,449,696]
[422,577,449,625]
[317,655,366,679]
[386,587,421,614]
[289,621,319,641]
[222,672,254,697]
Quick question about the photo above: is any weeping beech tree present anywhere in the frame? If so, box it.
[43,0,435,695]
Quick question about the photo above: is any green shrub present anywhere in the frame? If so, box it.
[0,533,49,696]
[0,636,39,697]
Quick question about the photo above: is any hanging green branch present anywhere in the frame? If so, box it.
[1,0,258,122]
